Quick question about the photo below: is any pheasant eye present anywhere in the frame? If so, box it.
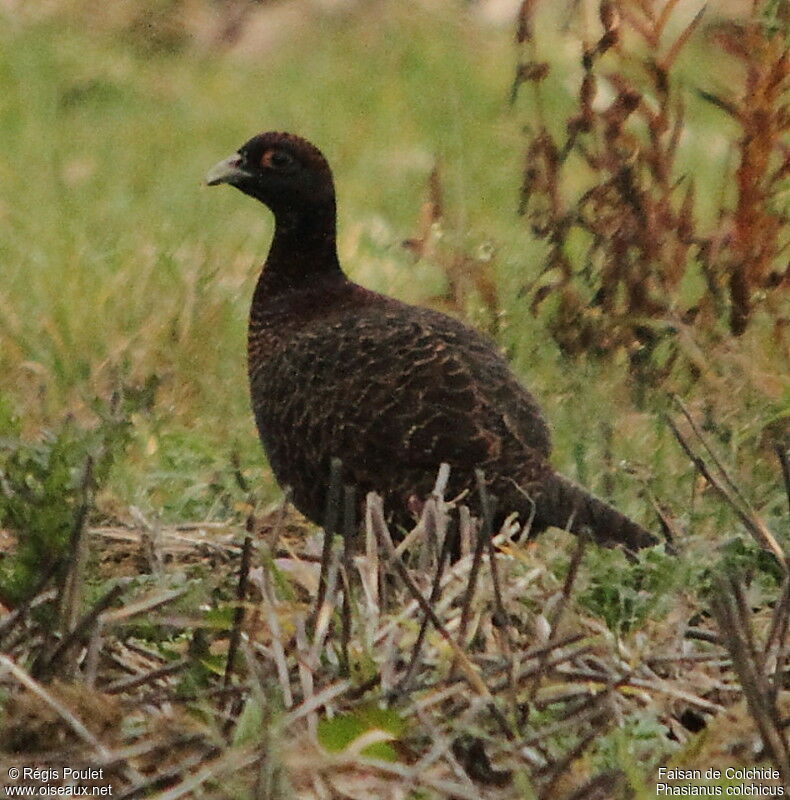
[263,150,294,169]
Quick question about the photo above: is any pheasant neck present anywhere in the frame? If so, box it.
[260,202,343,295]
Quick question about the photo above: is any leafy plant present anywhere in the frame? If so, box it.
[0,380,155,606]
[577,544,680,635]
[699,537,786,598]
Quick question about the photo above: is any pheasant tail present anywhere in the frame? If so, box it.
[536,473,659,551]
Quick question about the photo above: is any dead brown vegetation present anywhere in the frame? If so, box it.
[512,0,788,384]
[1,458,788,798]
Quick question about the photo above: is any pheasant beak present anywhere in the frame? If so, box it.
[205,153,249,186]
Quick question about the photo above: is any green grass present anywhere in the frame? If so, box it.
[0,2,785,541]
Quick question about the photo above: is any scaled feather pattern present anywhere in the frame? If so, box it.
[206,131,658,551]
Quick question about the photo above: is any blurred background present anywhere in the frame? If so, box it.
[1,4,787,789]
[0,0,786,531]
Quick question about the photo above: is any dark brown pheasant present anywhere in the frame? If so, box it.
[206,131,658,551]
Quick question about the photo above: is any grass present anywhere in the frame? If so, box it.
[0,3,550,519]
[0,1,787,797]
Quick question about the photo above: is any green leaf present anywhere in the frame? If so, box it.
[317,705,406,762]
[233,696,265,747]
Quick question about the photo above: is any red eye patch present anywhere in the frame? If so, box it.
[260,150,278,168]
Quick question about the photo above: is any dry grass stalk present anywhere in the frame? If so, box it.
[103,658,189,696]
[367,493,496,703]
[58,455,94,635]
[223,533,253,692]
[394,506,453,696]
[2,476,785,796]
[778,443,790,515]
[667,401,788,571]
[0,581,56,649]
[0,653,112,759]
[340,484,357,676]
[313,457,343,629]
[710,573,790,790]
[403,163,501,335]
[33,583,124,680]
[526,530,587,702]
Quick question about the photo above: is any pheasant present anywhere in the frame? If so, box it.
[206,131,658,551]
